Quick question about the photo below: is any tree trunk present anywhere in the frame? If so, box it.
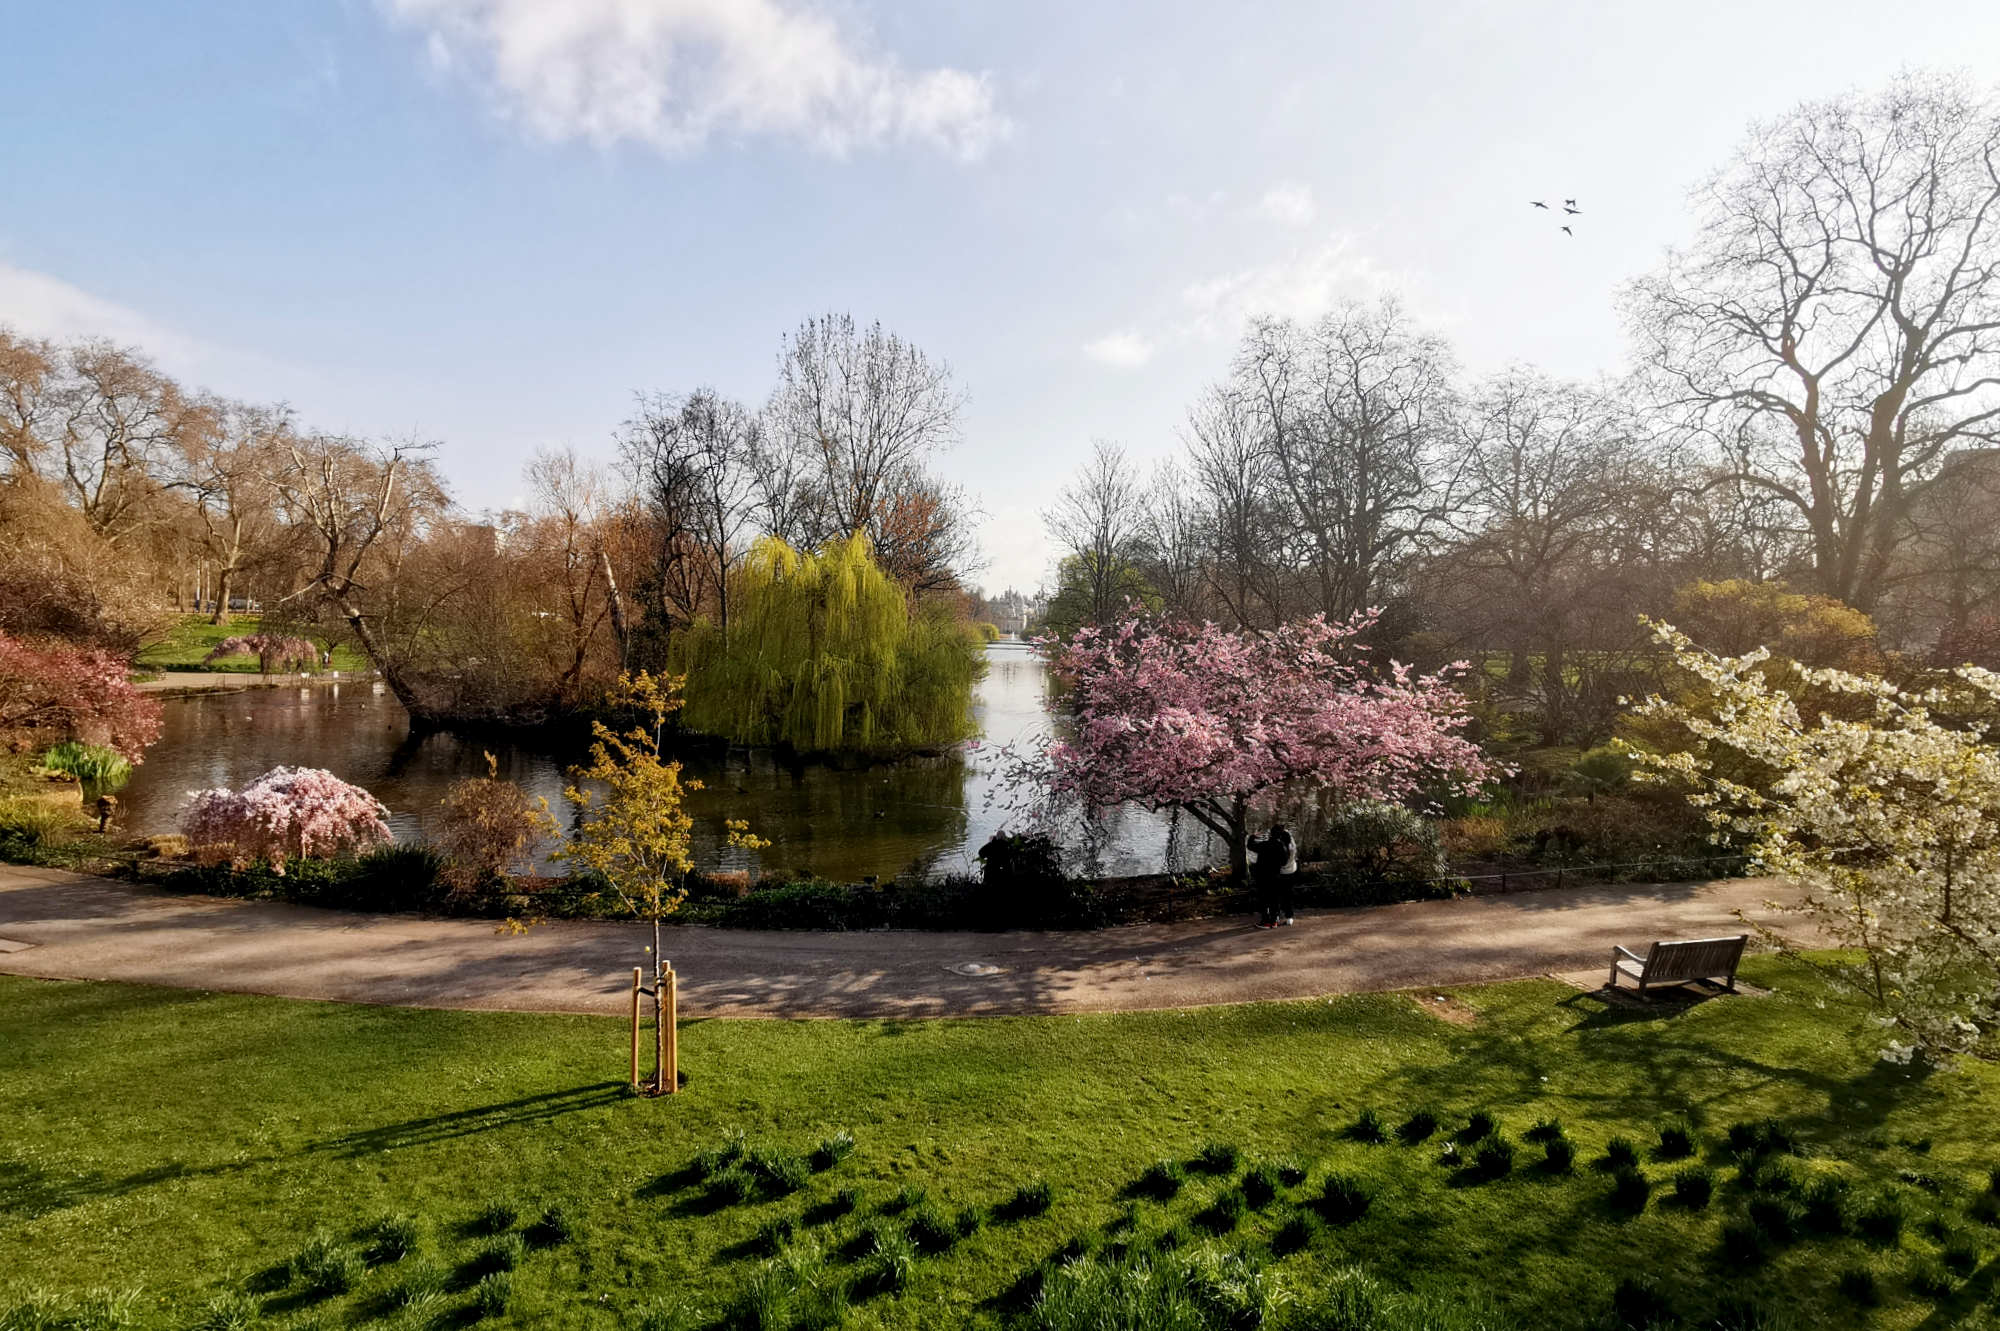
[209,565,234,626]
[599,545,629,668]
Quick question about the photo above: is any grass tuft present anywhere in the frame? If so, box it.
[1540,1136,1576,1176]
[1610,1275,1675,1330]
[1855,1194,1905,1245]
[1835,1267,1880,1307]
[471,1270,513,1319]
[291,1234,364,1297]
[1345,1109,1388,1144]
[996,1179,1053,1221]
[1131,1159,1186,1201]
[1193,1141,1242,1174]
[1523,1118,1565,1145]
[808,1130,855,1172]
[471,1198,518,1235]
[1271,1210,1319,1256]
[905,1205,958,1255]
[1316,1173,1372,1225]
[1607,1166,1650,1216]
[1396,1109,1438,1144]
[1194,1186,1248,1234]
[526,1203,572,1248]
[1241,1163,1282,1211]
[1655,1119,1696,1162]
[1672,1166,1715,1209]
[1458,1110,1496,1144]
[364,1213,424,1265]
[185,1293,261,1331]
[1598,1137,1640,1171]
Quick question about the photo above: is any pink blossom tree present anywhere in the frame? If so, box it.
[204,633,320,677]
[1040,613,1498,878]
[179,766,392,870]
[0,631,162,760]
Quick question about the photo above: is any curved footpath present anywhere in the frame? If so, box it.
[0,865,1814,1019]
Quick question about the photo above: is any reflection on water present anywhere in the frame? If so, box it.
[115,641,1218,881]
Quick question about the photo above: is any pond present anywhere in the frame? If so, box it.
[114,641,1220,882]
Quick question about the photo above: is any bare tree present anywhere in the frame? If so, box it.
[270,434,448,715]
[1238,301,1460,621]
[1626,71,2000,612]
[763,313,974,590]
[621,389,761,642]
[1043,440,1152,629]
[170,400,287,624]
[1183,383,1286,629]
[1138,459,1210,620]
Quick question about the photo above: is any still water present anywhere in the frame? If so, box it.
[115,641,1217,881]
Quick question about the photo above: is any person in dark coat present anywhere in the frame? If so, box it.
[1249,823,1298,927]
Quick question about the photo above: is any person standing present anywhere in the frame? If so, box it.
[1267,822,1297,926]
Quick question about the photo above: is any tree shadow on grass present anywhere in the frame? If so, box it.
[313,1082,628,1157]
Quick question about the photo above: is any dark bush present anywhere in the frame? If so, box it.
[1133,1159,1186,1200]
[1726,1119,1793,1158]
[1346,1109,1388,1144]
[906,1206,958,1255]
[1855,1195,1905,1245]
[1607,1167,1650,1215]
[997,1180,1053,1221]
[1835,1267,1880,1306]
[1542,1137,1576,1176]
[1466,1137,1514,1182]
[1599,1137,1640,1171]
[719,880,876,931]
[1397,1110,1438,1145]
[810,1131,855,1172]
[1673,1167,1715,1209]
[1719,1219,1767,1267]
[339,843,450,912]
[1747,1196,1800,1244]
[1800,1178,1847,1236]
[1523,1118,1564,1145]
[1194,1142,1242,1174]
[1195,1187,1248,1233]
[1942,1235,1980,1274]
[1655,1121,1695,1162]
[1610,1276,1675,1330]
[1241,1164,1282,1210]
[1272,1211,1319,1256]
[1458,1110,1496,1144]
[1317,1174,1372,1224]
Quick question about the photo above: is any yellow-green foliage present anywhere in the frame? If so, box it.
[674,535,985,754]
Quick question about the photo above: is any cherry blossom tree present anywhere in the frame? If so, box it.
[0,631,161,760]
[1036,613,1497,877]
[203,633,319,676]
[179,766,392,871]
[1630,622,2000,1062]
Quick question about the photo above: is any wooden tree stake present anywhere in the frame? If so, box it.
[629,966,642,1089]
[663,963,679,1094]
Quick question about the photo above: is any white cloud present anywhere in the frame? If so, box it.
[1082,330,1154,367]
[1178,234,1391,336]
[0,262,198,358]
[385,0,1010,157]
[1250,183,1315,226]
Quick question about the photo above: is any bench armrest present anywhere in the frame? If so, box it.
[1612,946,1647,963]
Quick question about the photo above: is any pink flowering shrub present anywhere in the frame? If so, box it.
[179,766,392,870]
[204,634,320,674]
[0,630,162,760]
[1039,612,1500,876]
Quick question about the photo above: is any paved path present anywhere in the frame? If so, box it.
[0,865,1812,1019]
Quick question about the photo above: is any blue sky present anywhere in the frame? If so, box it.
[6,1,2000,591]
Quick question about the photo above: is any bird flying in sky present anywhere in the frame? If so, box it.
[1530,200,1549,209]
[1561,225,1573,235]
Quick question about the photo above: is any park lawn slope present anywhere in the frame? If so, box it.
[1,960,1996,1330]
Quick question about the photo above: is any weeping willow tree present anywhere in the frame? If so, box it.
[673,534,985,754]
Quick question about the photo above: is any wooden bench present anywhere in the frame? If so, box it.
[1609,935,1748,997]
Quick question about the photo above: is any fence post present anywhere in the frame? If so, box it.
[663,963,679,1095]
[630,967,642,1090]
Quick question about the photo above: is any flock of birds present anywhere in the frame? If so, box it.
[1531,198,1581,235]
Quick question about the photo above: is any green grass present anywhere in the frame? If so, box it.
[134,615,369,673]
[2,962,1997,1330]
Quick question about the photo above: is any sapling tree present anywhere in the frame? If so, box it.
[556,671,765,1091]
[1030,612,1496,877]
[1629,622,2000,1061]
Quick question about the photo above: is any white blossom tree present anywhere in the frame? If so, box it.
[1630,622,2000,1061]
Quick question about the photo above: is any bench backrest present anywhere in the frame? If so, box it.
[1644,935,1747,983]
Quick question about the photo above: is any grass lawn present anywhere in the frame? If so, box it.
[135,616,371,673]
[2,963,1997,1330]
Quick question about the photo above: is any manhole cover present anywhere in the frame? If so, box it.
[944,962,1004,977]
[0,938,37,953]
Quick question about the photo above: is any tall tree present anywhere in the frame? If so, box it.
[1042,440,1152,631]
[621,389,761,642]
[763,313,973,591]
[1627,71,2000,613]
